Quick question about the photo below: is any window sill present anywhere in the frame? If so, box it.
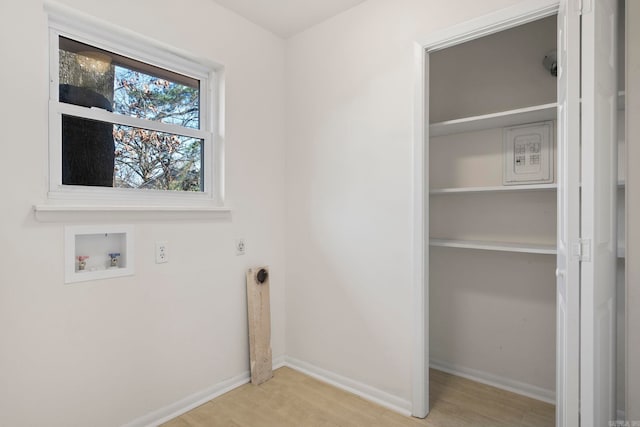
[33,204,232,222]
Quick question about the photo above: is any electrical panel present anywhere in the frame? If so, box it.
[503,121,553,185]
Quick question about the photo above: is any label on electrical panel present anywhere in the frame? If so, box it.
[503,121,553,185]
[514,134,542,173]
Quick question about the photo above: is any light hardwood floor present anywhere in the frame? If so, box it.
[162,367,554,427]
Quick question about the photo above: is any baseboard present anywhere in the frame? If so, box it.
[121,354,287,427]
[273,354,286,369]
[121,369,250,427]
[284,356,412,416]
[430,358,555,404]
[123,354,411,426]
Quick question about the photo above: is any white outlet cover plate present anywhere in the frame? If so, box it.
[235,238,246,256]
[155,241,169,263]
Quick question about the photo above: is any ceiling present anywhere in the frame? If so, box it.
[212,0,368,38]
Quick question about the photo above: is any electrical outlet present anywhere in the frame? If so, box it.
[155,241,169,263]
[235,238,246,256]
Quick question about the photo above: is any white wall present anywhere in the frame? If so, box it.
[284,0,529,407]
[0,1,286,426]
[430,250,556,394]
[626,0,640,419]
[430,15,557,122]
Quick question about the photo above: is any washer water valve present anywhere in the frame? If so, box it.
[77,255,89,271]
[108,253,121,268]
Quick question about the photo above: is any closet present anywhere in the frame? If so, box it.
[421,0,628,423]
[428,16,559,403]
[426,4,628,417]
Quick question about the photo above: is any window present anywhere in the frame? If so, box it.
[47,10,221,206]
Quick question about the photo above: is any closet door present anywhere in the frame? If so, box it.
[556,0,581,426]
[580,0,619,424]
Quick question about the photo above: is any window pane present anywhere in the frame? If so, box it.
[62,115,204,192]
[59,37,200,129]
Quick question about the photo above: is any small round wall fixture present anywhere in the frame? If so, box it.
[256,268,269,284]
[543,49,557,77]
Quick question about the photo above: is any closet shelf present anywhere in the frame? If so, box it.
[429,239,623,257]
[430,238,557,255]
[429,103,557,137]
[430,183,557,194]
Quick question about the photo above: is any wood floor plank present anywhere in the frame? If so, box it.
[161,367,555,427]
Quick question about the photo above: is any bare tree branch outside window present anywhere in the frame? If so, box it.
[59,38,203,192]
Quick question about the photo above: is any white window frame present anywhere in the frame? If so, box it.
[46,4,224,208]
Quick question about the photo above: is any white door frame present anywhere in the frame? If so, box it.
[625,1,640,419]
[410,0,560,417]
[579,0,620,423]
